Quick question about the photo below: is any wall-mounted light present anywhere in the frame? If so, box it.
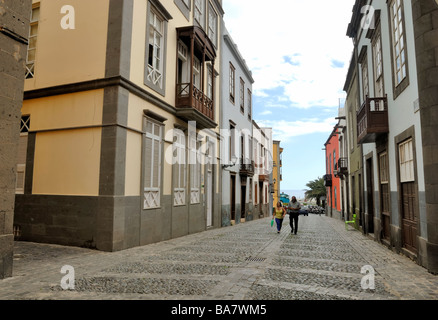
[222,156,238,169]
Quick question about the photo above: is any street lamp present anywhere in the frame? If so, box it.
[222,156,238,169]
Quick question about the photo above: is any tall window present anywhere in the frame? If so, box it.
[361,58,369,100]
[146,5,167,93]
[333,150,336,173]
[399,139,414,183]
[229,63,235,104]
[193,56,201,89]
[144,119,163,209]
[173,130,186,206]
[177,41,189,96]
[247,89,252,120]
[373,32,384,97]
[16,116,30,194]
[189,133,200,204]
[240,78,245,114]
[194,0,204,28]
[379,152,390,213]
[207,64,213,99]
[390,0,407,86]
[26,4,40,79]
[229,123,236,163]
[208,4,218,46]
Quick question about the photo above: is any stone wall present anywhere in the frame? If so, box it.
[411,0,438,274]
[0,0,31,279]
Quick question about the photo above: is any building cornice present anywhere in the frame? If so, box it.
[223,34,254,83]
[24,76,177,116]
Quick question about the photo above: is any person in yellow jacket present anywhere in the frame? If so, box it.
[272,201,287,233]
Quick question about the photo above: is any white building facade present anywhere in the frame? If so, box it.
[346,0,428,266]
[220,25,255,225]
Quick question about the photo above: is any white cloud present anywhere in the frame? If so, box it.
[223,0,354,109]
[255,117,338,143]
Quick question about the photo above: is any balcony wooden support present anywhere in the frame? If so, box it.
[357,95,388,144]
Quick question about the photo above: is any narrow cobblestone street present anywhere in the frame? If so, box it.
[1,214,437,302]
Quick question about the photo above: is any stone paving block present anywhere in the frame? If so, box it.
[0,215,437,300]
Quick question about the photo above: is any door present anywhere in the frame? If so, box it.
[240,184,246,221]
[230,175,236,221]
[401,182,417,253]
[206,169,212,227]
[366,158,374,234]
[379,152,390,241]
[399,139,417,254]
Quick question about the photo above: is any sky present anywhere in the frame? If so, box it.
[222,0,354,195]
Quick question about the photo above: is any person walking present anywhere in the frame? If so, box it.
[288,196,301,234]
[272,201,286,234]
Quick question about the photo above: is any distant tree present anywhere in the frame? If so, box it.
[304,177,326,206]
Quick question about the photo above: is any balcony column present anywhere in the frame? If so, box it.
[201,47,206,115]
[211,58,215,120]
[189,34,195,108]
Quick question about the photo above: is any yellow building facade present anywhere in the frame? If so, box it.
[272,141,283,206]
[16,0,224,251]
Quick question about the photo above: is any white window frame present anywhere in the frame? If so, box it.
[390,0,407,86]
[207,3,218,47]
[147,8,164,89]
[373,32,384,98]
[361,58,369,100]
[173,130,186,206]
[379,152,389,184]
[399,138,414,183]
[247,89,252,119]
[26,4,40,79]
[240,78,245,113]
[207,64,213,99]
[229,63,235,103]
[193,56,201,89]
[144,119,163,209]
[194,0,204,28]
[189,134,201,204]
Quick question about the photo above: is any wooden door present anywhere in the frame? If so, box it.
[401,182,417,254]
[230,175,236,221]
[240,185,246,221]
[366,158,375,234]
[379,152,390,241]
[206,169,212,227]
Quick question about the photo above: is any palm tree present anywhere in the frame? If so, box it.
[304,177,326,206]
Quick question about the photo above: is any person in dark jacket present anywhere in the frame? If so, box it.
[288,196,301,234]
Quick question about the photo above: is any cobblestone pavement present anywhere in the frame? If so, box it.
[1,214,437,301]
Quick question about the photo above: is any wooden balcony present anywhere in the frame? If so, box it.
[175,26,217,129]
[239,160,255,177]
[176,84,216,129]
[334,157,348,178]
[323,174,332,187]
[357,96,388,144]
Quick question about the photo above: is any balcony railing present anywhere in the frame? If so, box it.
[357,96,388,144]
[176,83,215,128]
[239,160,255,177]
[334,157,348,178]
[323,174,332,187]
